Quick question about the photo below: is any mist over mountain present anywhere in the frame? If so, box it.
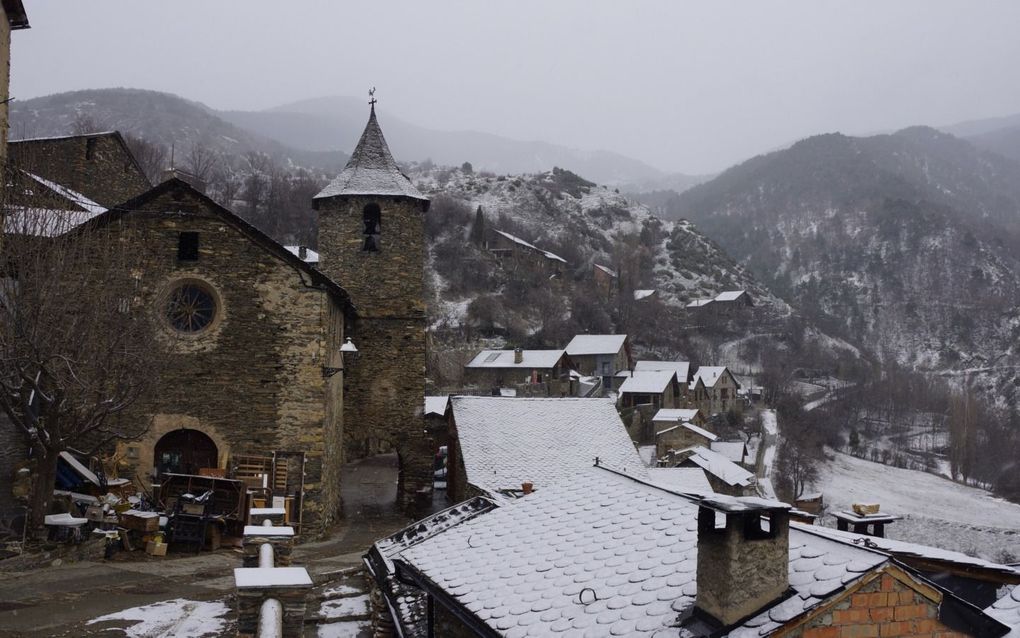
[663,126,1020,407]
[941,111,1020,164]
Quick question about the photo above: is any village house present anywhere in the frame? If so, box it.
[2,105,436,531]
[711,439,752,466]
[655,417,718,459]
[443,396,644,502]
[667,445,757,496]
[592,263,617,298]
[366,465,1015,637]
[617,368,681,410]
[634,359,694,401]
[463,348,573,396]
[564,333,631,390]
[692,365,743,415]
[484,228,567,277]
[686,289,754,321]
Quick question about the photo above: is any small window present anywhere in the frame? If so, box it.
[178,232,199,261]
[362,203,381,252]
[85,138,97,160]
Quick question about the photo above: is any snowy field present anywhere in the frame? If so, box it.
[87,599,231,637]
[814,451,1020,561]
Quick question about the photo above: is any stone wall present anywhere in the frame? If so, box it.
[9,133,151,207]
[791,569,970,638]
[0,5,11,165]
[0,413,27,510]
[432,597,481,638]
[106,184,345,531]
[316,194,434,507]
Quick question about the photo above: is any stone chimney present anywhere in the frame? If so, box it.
[514,347,523,364]
[298,245,308,260]
[695,496,791,627]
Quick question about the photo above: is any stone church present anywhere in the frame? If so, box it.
[3,106,431,532]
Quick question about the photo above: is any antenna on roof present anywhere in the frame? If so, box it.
[170,142,175,170]
[368,86,377,110]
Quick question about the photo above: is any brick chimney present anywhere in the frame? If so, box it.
[695,496,791,627]
[514,347,523,364]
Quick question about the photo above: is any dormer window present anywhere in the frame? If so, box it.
[362,203,381,252]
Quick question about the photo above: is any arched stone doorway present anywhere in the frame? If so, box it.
[154,428,218,477]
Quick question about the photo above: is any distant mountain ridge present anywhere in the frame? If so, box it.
[11,88,703,188]
[666,126,1020,407]
[940,111,1020,164]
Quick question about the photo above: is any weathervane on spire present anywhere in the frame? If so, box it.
[368,87,377,108]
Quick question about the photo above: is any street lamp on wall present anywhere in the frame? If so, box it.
[322,338,359,379]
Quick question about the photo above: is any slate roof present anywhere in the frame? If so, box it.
[465,349,566,370]
[450,397,646,495]
[634,289,656,300]
[692,366,734,389]
[492,229,568,264]
[594,264,617,277]
[424,395,450,417]
[687,298,713,308]
[657,421,717,443]
[314,106,427,202]
[636,361,691,382]
[681,446,755,487]
[715,290,748,302]
[986,586,1020,637]
[618,369,676,395]
[565,334,628,356]
[395,467,890,638]
[4,171,109,237]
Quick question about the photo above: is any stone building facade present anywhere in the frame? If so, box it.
[0,0,28,165]
[104,180,352,531]
[313,105,434,508]
[9,132,151,207]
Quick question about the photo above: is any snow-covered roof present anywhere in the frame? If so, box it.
[637,360,691,382]
[283,245,320,264]
[449,396,646,494]
[634,289,656,300]
[424,395,449,417]
[986,586,1020,637]
[652,408,700,422]
[593,263,617,277]
[710,441,748,464]
[491,229,567,263]
[714,290,747,302]
[618,369,675,394]
[465,349,565,369]
[314,107,427,202]
[564,333,628,356]
[4,207,105,237]
[26,172,107,215]
[396,466,888,637]
[645,467,713,495]
[798,522,1020,580]
[692,365,734,389]
[681,446,755,487]
[657,420,718,442]
[687,298,714,308]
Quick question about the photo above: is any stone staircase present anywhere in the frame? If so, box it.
[305,569,373,637]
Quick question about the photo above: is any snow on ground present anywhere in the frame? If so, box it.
[87,598,231,638]
[320,595,370,619]
[317,620,372,638]
[814,451,1020,561]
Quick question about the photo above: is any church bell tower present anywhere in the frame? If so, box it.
[312,95,431,506]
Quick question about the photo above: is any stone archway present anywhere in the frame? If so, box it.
[119,414,230,483]
[154,428,218,477]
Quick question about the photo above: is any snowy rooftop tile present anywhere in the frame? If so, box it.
[687,298,714,308]
[692,366,733,389]
[710,441,748,464]
[634,289,656,300]
[314,107,427,202]
[636,360,691,381]
[4,206,105,237]
[986,586,1020,637]
[681,446,755,487]
[450,396,646,494]
[564,334,628,356]
[25,172,107,215]
[397,467,887,637]
[465,349,565,369]
[618,369,676,394]
[645,467,713,495]
[714,290,748,302]
[652,408,700,422]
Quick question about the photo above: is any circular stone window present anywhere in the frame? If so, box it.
[165,282,218,334]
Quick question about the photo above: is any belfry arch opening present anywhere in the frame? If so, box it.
[154,428,218,477]
[362,202,381,252]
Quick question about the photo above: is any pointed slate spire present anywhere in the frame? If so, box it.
[314,102,427,201]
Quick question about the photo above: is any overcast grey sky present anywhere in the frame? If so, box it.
[11,1,1020,174]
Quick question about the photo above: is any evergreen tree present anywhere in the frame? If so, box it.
[469,206,486,246]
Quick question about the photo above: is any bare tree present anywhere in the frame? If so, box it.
[184,141,220,182]
[0,203,165,538]
[123,134,169,184]
[69,112,107,136]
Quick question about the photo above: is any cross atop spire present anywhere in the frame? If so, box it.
[368,86,377,111]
